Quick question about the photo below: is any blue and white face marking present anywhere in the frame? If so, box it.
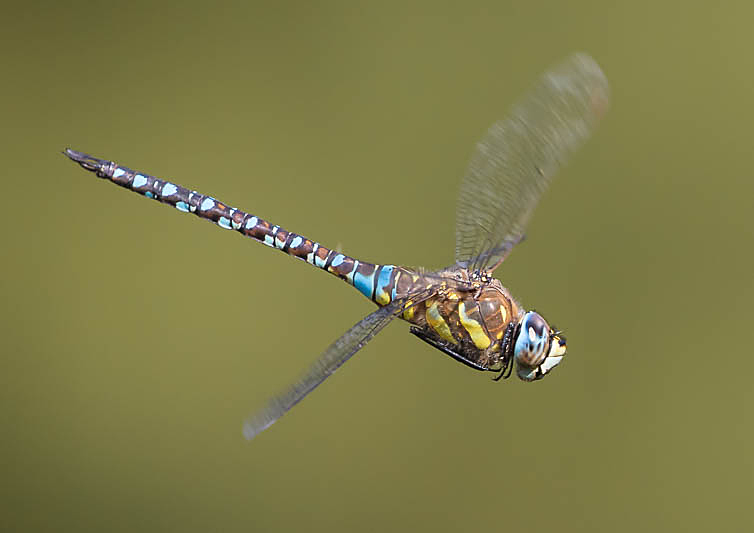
[513,311,567,381]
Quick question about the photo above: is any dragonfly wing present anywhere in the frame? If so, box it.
[455,53,609,273]
[243,298,415,440]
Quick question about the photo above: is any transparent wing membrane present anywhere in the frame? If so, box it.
[455,53,609,273]
[243,296,429,440]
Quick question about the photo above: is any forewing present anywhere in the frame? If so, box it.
[455,53,609,272]
[243,297,420,440]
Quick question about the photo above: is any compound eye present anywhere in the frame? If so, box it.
[526,313,547,340]
[514,311,551,368]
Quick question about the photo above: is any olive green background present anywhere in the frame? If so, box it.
[3,1,753,531]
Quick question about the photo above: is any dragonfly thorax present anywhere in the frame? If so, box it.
[404,277,523,372]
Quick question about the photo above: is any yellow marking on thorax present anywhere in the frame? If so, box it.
[496,305,508,339]
[426,302,457,345]
[403,300,415,321]
[458,302,491,350]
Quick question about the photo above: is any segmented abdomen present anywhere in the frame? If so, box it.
[64,149,405,307]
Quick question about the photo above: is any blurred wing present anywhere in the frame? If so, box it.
[243,297,419,440]
[455,53,609,272]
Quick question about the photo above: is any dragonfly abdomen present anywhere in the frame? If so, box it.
[63,149,407,305]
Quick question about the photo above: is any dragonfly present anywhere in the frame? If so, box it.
[65,53,608,440]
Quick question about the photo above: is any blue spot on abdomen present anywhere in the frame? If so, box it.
[161,183,177,197]
[200,197,215,211]
[375,265,395,303]
[353,269,376,299]
[132,174,148,188]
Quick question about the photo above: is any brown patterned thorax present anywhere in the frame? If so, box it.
[399,271,522,370]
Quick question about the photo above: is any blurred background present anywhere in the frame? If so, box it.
[3,1,753,531]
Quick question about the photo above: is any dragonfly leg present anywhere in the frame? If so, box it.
[409,327,488,372]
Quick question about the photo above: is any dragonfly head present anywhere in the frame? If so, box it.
[513,311,566,381]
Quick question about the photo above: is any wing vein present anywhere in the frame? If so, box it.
[455,53,609,272]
